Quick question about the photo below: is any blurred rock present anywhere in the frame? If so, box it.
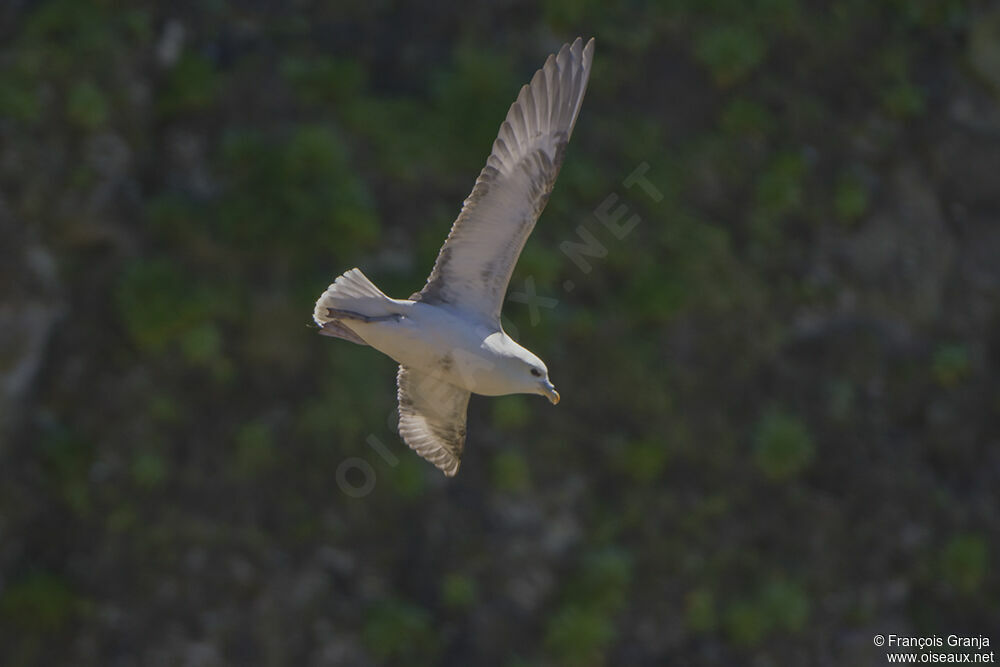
[840,163,954,324]
[157,19,186,68]
[0,204,62,438]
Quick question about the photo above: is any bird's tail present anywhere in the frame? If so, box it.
[313,268,392,345]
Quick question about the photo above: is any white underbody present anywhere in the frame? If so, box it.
[343,300,524,396]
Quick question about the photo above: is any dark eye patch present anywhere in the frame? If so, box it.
[530,368,541,377]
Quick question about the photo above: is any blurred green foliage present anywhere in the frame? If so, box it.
[441,573,478,610]
[233,421,277,478]
[214,125,379,257]
[66,80,108,129]
[941,535,989,594]
[363,598,440,665]
[491,395,532,430]
[2,0,998,664]
[752,410,815,481]
[685,588,718,633]
[724,577,810,646]
[618,437,671,484]
[545,549,632,665]
[695,24,767,85]
[544,605,617,667]
[158,53,219,115]
[130,449,168,489]
[38,422,94,516]
[834,171,870,225]
[115,259,213,352]
[0,572,80,633]
[932,344,972,388]
[491,449,532,493]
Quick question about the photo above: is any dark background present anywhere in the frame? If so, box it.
[2,1,999,665]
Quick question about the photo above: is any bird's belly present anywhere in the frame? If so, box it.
[351,309,504,395]
[349,317,434,365]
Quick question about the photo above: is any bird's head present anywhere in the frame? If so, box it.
[511,348,559,405]
[485,332,560,404]
[528,360,560,405]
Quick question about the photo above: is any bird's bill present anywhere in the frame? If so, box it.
[541,380,560,405]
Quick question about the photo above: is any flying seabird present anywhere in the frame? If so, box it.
[314,37,595,476]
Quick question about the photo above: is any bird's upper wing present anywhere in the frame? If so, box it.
[411,37,594,327]
[396,365,472,477]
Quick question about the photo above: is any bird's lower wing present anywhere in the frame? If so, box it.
[396,365,471,477]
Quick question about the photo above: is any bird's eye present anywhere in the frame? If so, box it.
[530,368,541,377]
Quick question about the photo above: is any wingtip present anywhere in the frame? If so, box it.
[577,37,595,64]
[441,457,461,477]
[562,37,595,69]
[555,40,572,65]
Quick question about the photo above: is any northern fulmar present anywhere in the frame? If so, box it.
[314,37,594,476]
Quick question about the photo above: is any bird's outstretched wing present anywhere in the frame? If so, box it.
[396,365,471,477]
[411,37,594,327]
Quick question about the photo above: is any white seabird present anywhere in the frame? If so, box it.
[314,37,595,476]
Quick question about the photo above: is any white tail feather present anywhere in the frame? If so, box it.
[313,268,390,325]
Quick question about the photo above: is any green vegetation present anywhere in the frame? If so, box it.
[233,421,277,478]
[491,395,532,430]
[752,410,815,481]
[724,577,810,646]
[214,125,379,257]
[2,1,996,664]
[544,605,617,667]
[695,24,768,86]
[130,449,169,488]
[363,598,440,665]
[115,259,212,353]
[492,449,532,493]
[619,438,671,483]
[442,573,478,610]
[834,171,870,225]
[66,79,108,129]
[545,548,632,665]
[941,535,989,594]
[0,572,79,633]
[158,53,219,115]
[932,343,971,388]
[685,588,718,632]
